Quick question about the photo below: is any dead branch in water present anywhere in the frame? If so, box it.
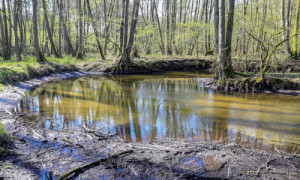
[57,150,134,180]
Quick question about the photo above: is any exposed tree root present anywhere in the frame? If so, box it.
[214,76,300,93]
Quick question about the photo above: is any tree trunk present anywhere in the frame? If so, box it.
[154,0,165,54]
[126,0,140,57]
[14,0,21,61]
[119,0,125,56]
[281,0,292,55]
[76,0,84,59]
[224,0,235,73]
[32,0,45,62]
[171,0,177,54]
[293,0,300,57]
[213,0,219,55]
[218,0,226,81]
[57,0,63,57]
[42,0,60,58]
[122,0,129,64]
[104,0,115,55]
[166,0,172,55]
[2,0,10,60]
[7,0,12,56]
[86,0,105,59]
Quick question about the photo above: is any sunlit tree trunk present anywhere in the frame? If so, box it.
[293,0,300,57]
[218,0,226,81]
[281,0,292,55]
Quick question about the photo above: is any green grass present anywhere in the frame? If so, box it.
[0,121,7,149]
[0,54,105,84]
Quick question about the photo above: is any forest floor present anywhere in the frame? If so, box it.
[0,56,300,179]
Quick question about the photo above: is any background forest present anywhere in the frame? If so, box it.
[0,0,299,67]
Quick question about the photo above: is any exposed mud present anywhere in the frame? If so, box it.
[1,111,300,180]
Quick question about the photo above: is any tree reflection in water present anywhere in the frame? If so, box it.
[13,72,300,154]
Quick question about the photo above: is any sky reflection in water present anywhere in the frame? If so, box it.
[13,72,300,154]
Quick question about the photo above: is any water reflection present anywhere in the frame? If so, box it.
[13,72,300,154]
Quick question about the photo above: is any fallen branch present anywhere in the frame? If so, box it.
[5,110,12,116]
[57,150,134,180]
[32,130,47,142]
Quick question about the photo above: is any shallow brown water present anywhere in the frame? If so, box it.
[13,72,300,154]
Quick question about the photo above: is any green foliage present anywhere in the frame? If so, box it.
[0,121,7,147]
[0,84,3,91]
[0,122,6,135]
[0,147,4,155]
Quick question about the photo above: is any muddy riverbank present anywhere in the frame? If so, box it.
[1,110,300,179]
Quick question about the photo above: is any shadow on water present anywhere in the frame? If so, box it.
[12,72,300,154]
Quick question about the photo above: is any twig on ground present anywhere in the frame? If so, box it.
[256,154,272,176]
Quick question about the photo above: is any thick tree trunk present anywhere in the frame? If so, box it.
[224,0,235,72]
[281,0,292,55]
[42,0,60,58]
[2,0,10,60]
[126,0,140,58]
[218,0,226,81]
[122,0,129,64]
[32,0,45,62]
[293,0,300,57]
